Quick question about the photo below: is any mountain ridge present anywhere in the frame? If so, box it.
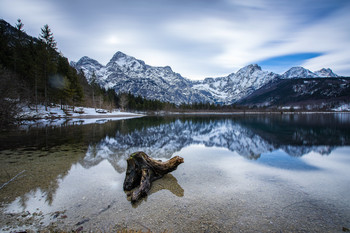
[238,77,350,108]
[72,51,341,105]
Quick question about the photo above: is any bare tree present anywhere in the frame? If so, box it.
[119,93,128,111]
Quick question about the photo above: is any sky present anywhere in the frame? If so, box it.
[1,0,350,80]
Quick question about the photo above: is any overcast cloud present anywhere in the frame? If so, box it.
[1,0,349,79]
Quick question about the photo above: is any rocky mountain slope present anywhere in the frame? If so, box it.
[72,52,211,104]
[314,68,339,77]
[238,77,350,108]
[192,64,281,104]
[72,51,341,105]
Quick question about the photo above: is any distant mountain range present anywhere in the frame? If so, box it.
[238,77,350,107]
[72,51,348,107]
[1,17,347,108]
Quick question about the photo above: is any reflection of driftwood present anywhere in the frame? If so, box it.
[151,174,184,197]
[123,151,184,202]
[128,174,184,207]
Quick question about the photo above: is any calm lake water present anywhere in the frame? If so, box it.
[1,114,350,232]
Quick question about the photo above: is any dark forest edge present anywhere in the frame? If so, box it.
[1,19,349,129]
[0,19,173,128]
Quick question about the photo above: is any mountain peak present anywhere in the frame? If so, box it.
[242,64,262,71]
[79,56,93,61]
[247,64,262,70]
[107,51,146,68]
[236,64,262,75]
[75,56,103,68]
[282,67,317,79]
[314,68,338,77]
[111,51,128,60]
[109,51,134,63]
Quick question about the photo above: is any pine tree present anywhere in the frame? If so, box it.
[38,24,57,110]
[15,19,24,34]
[13,19,25,73]
[39,24,57,51]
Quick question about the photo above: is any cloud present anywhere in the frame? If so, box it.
[300,4,350,76]
[162,0,350,77]
[163,12,292,73]
[1,0,349,79]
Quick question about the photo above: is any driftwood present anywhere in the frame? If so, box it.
[0,170,26,191]
[123,151,184,202]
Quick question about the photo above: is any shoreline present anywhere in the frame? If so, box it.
[15,104,145,122]
[17,114,144,121]
[17,110,350,121]
[159,110,350,115]
[71,114,144,119]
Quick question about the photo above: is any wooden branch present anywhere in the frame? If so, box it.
[123,151,184,202]
[0,170,26,190]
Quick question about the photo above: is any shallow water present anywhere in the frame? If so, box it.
[1,114,350,232]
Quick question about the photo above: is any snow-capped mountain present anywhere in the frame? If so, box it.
[281,67,319,79]
[193,64,281,103]
[71,56,103,82]
[238,77,350,107]
[281,67,338,79]
[314,68,339,77]
[72,51,211,104]
[72,51,340,104]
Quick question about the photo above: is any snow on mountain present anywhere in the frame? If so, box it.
[314,68,339,77]
[280,67,339,79]
[191,76,231,102]
[71,56,104,83]
[238,77,350,107]
[224,64,281,102]
[72,51,211,104]
[192,64,280,103]
[72,51,341,104]
[282,67,319,79]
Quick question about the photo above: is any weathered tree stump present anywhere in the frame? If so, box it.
[123,151,184,202]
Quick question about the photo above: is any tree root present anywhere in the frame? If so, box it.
[123,151,184,202]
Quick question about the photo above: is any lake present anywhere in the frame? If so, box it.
[1,114,350,232]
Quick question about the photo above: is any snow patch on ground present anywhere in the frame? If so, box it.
[18,116,138,130]
[18,104,140,119]
[333,104,350,111]
[17,105,66,119]
[16,104,143,128]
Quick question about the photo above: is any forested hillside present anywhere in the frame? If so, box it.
[0,19,85,106]
[0,19,174,127]
[0,19,91,126]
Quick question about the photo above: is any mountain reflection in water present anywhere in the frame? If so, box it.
[1,114,350,232]
[82,114,350,173]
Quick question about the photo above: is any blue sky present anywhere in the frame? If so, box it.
[1,0,349,79]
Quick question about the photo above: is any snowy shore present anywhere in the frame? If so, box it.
[18,104,142,119]
[16,104,143,128]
